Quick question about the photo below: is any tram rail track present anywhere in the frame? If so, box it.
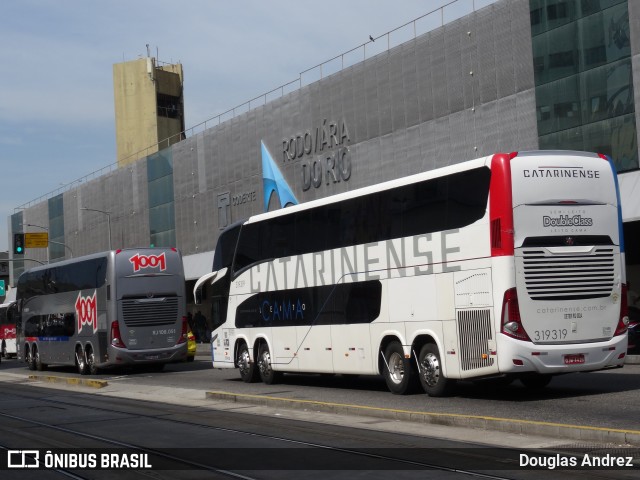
[0,389,524,479]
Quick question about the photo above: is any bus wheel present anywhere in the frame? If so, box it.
[417,343,455,397]
[237,342,258,383]
[520,374,552,390]
[35,348,47,371]
[382,341,417,395]
[86,347,99,375]
[26,346,36,371]
[257,343,281,385]
[76,347,88,375]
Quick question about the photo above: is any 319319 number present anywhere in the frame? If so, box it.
[534,329,568,341]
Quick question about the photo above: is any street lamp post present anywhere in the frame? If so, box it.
[23,223,74,261]
[81,207,112,250]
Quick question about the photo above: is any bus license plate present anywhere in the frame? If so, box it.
[564,354,585,365]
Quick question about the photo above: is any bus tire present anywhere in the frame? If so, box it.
[76,347,88,375]
[35,348,47,371]
[382,341,417,395]
[520,374,552,390]
[86,347,99,375]
[26,346,36,371]
[237,342,258,383]
[257,343,281,385]
[417,343,455,397]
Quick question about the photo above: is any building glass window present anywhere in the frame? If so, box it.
[147,150,176,247]
[157,94,181,119]
[48,195,65,261]
[530,0,637,172]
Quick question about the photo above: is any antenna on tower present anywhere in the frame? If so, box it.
[145,44,155,82]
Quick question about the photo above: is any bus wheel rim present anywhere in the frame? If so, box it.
[260,350,272,376]
[238,349,251,374]
[388,352,404,384]
[422,353,440,387]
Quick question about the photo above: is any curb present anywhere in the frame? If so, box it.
[28,375,108,389]
[206,390,640,446]
[626,355,640,365]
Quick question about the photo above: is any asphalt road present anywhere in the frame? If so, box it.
[1,344,640,448]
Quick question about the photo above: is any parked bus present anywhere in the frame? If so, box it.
[194,151,628,396]
[16,248,188,374]
[0,289,18,359]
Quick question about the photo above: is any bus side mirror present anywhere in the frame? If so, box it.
[194,284,204,305]
[193,268,226,305]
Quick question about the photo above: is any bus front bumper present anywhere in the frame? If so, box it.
[105,343,188,366]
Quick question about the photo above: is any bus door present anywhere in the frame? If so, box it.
[195,268,235,364]
[194,268,230,337]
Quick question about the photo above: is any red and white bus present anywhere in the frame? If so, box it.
[0,289,18,359]
[195,151,628,396]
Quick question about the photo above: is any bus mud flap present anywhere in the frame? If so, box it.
[413,349,421,375]
[380,349,391,372]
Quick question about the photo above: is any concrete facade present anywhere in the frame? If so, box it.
[10,0,640,286]
[113,58,185,167]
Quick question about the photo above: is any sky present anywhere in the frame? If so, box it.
[1,0,497,252]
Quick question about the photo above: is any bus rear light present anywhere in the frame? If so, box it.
[512,359,524,366]
[501,288,531,341]
[110,320,126,348]
[177,316,188,344]
[618,352,626,359]
[614,284,629,336]
[491,218,502,249]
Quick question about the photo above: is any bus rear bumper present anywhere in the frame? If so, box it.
[497,335,628,374]
[105,344,188,366]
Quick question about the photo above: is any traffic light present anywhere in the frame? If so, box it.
[13,233,25,255]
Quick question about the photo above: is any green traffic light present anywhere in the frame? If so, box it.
[16,247,23,253]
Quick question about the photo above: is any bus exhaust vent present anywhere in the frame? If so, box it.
[521,247,615,300]
[121,297,179,327]
[457,309,494,371]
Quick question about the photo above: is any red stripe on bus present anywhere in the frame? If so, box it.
[489,152,517,257]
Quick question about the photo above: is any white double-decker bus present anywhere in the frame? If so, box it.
[195,151,628,396]
[16,248,188,374]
